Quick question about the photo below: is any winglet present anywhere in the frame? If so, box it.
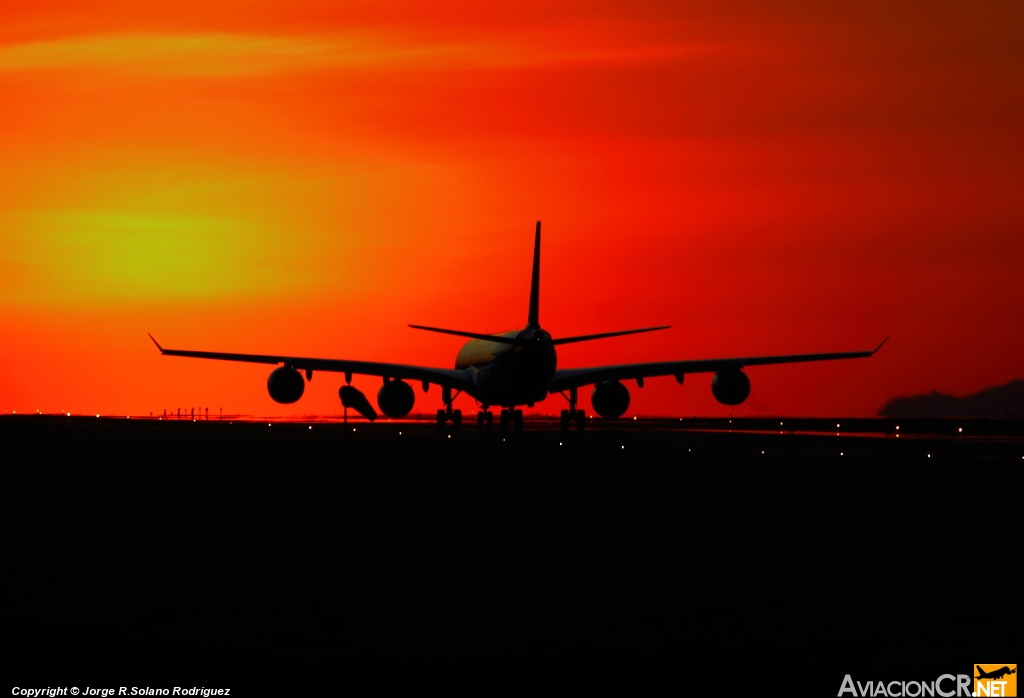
[148,333,165,353]
[874,335,890,353]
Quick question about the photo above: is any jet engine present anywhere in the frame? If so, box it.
[591,380,630,418]
[377,380,415,418]
[711,369,751,406]
[267,366,304,404]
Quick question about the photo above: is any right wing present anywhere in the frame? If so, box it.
[549,337,889,392]
[148,334,474,391]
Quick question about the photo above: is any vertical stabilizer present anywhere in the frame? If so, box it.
[528,221,541,327]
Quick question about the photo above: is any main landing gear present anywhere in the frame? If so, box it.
[559,387,587,431]
[475,407,521,431]
[436,385,462,429]
[477,410,494,430]
[499,408,524,431]
[436,408,462,428]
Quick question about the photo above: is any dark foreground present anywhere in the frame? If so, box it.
[3,416,1020,688]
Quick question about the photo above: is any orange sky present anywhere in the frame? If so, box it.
[2,1,1023,418]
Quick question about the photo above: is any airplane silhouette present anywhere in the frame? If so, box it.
[149,222,887,430]
[976,666,1016,681]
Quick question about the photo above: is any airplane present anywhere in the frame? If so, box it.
[976,666,1016,681]
[149,221,888,430]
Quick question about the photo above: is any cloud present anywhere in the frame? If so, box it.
[0,34,408,77]
[878,379,1024,419]
[0,29,708,78]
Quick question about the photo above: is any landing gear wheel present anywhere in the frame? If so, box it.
[451,409,462,429]
[499,409,510,431]
[574,410,586,431]
[513,409,524,431]
[436,409,446,428]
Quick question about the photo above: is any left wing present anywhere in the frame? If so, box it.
[548,336,889,391]
[148,335,473,391]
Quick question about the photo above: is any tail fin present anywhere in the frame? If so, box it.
[528,221,541,327]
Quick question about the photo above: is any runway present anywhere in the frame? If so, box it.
[3,416,1019,687]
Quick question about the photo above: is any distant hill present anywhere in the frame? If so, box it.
[879,379,1024,419]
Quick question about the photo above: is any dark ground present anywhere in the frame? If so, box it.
[3,416,1020,688]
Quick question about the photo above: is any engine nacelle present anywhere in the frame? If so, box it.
[591,380,630,418]
[267,366,305,404]
[377,380,415,418]
[711,369,751,406]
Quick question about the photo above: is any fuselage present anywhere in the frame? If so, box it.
[455,326,557,408]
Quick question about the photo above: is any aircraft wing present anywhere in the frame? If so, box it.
[548,337,888,392]
[148,335,474,391]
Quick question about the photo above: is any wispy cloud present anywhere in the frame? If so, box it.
[0,30,714,77]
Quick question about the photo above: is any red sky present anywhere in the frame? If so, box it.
[2,1,1023,419]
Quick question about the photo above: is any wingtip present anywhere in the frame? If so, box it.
[874,335,891,353]
[148,333,164,353]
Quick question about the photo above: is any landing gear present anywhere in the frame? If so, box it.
[436,385,462,429]
[559,387,587,431]
[437,408,462,428]
[559,409,586,431]
[476,410,494,430]
[499,408,524,431]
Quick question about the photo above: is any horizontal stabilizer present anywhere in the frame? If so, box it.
[408,324,519,345]
[551,326,671,346]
